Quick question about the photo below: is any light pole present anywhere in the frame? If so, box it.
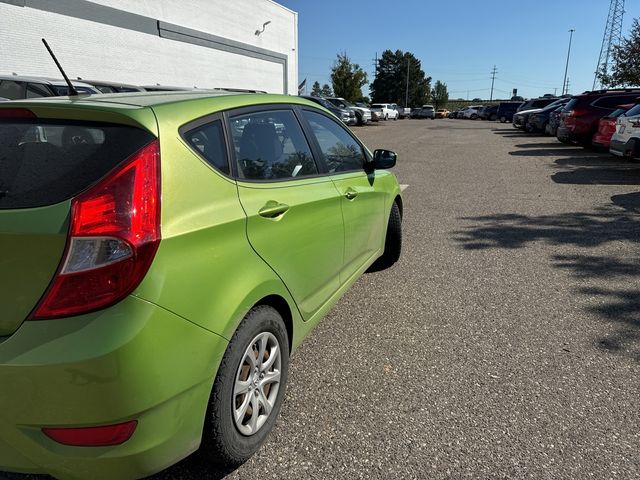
[562,29,575,95]
[405,58,410,107]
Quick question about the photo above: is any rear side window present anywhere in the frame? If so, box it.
[594,95,640,109]
[184,120,229,174]
[0,120,154,208]
[0,81,25,100]
[230,110,318,181]
[302,110,365,173]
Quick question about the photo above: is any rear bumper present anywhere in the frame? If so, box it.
[610,137,640,158]
[0,296,227,479]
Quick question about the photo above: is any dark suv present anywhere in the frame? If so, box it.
[497,102,523,123]
[557,89,640,145]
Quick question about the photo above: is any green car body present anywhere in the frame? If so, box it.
[0,92,402,479]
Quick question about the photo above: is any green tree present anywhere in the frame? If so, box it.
[320,83,333,96]
[598,18,640,87]
[370,50,431,107]
[331,52,368,102]
[310,81,322,96]
[431,80,449,109]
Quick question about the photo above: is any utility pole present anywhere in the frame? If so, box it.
[554,87,558,96]
[405,58,410,107]
[564,77,571,95]
[562,29,575,95]
[373,52,378,79]
[489,65,497,101]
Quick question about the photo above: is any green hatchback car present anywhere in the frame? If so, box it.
[0,92,402,479]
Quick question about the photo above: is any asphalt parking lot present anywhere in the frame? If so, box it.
[3,119,639,480]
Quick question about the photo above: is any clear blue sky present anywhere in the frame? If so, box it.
[277,0,638,100]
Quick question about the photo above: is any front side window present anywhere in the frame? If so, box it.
[26,83,51,98]
[303,110,365,173]
[230,110,317,181]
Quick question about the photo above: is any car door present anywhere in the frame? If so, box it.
[228,106,345,320]
[300,109,386,283]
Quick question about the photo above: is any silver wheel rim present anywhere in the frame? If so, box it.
[232,332,282,436]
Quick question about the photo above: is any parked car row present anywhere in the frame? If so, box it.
[508,88,640,159]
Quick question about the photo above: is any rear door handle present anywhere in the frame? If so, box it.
[258,201,290,218]
[345,188,358,200]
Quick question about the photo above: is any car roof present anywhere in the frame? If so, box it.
[3,91,325,110]
[0,74,56,84]
[80,79,145,89]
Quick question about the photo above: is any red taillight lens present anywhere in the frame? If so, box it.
[43,421,137,446]
[31,140,161,320]
[0,108,36,119]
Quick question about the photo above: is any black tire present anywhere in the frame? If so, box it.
[393,115,398,121]
[500,116,507,123]
[384,114,388,121]
[200,305,290,469]
[471,114,478,120]
[355,112,363,126]
[490,114,497,121]
[369,202,401,271]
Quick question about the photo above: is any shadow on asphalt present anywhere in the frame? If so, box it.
[453,198,640,361]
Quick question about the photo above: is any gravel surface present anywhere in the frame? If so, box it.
[3,119,639,480]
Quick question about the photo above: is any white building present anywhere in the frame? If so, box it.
[0,0,298,94]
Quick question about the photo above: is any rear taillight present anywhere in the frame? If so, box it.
[30,140,161,320]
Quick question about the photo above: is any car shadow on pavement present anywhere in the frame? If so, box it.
[509,148,597,157]
[453,198,640,361]
[551,157,640,185]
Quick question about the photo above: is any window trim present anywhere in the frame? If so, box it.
[223,104,325,184]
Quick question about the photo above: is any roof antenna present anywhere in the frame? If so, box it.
[41,38,78,96]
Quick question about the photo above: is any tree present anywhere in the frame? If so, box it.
[431,80,449,109]
[320,83,333,96]
[598,18,640,87]
[370,49,431,107]
[310,81,322,96]
[331,52,368,102]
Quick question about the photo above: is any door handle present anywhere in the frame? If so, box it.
[258,201,290,218]
[345,188,358,200]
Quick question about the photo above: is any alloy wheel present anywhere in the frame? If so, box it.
[232,332,282,436]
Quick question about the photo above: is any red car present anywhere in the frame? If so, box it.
[557,89,640,146]
[591,103,634,150]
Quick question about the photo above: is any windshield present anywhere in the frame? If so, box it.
[52,85,95,95]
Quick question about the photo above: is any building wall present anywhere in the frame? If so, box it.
[0,0,297,94]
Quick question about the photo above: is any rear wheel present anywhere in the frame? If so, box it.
[200,305,289,469]
[500,116,507,123]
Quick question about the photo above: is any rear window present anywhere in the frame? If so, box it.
[0,120,154,209]
[371,104,383,108]
[625,104,640,117]
[562,98,580,112]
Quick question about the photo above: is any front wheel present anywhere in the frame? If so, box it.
[200,305,290,469]
[500,116,507,123]
[369,202,402,271]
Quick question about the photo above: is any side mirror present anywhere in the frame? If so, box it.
[372,149,397,169]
